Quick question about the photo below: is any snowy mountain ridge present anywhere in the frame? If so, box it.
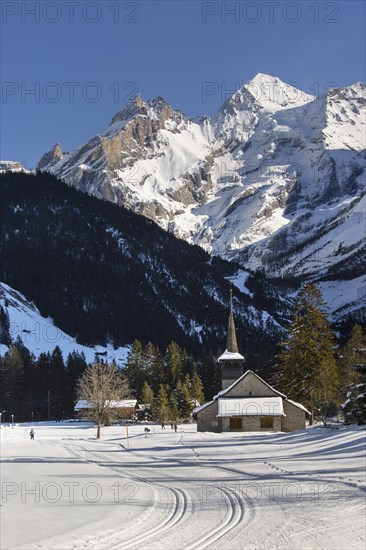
[37,73,365,283]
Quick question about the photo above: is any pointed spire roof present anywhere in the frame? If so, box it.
[227,286,238,353]
[218,286,244,363]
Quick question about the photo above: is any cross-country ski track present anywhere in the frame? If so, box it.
[1,423,365,549]
[54,440,253,550]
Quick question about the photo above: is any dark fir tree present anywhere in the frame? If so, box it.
[0,307,11,346]
[275,284,340,420]
[156,384,169,422]
[165,342,182,388]
[124,340,145,399]
[339,324,366,385]
[0,345,26,421]
[340,324,366,424]
[177,375,193,419]
[191,368,205,405]
[65,351,88,414]
[141,381,154,406]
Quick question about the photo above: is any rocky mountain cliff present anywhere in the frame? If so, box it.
[38,73,366,320]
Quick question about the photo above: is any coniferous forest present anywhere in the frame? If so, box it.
[0,337,220,423]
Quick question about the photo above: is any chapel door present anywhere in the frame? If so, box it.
[229,417,242,430]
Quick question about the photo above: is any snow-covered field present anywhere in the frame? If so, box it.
[1,422,365,549]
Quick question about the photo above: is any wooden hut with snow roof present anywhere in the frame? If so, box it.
[193,290,310,432]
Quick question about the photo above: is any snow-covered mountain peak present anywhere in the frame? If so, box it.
[317,81,366,152]
[104,94,188,142]
[325,81,365,100]
[243,73,315,111]
[38,72,365,294]
[110,94,146,125]
[37,143,66,171]
[109,94,183,128]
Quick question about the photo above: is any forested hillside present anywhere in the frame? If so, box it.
[0,171,285,360]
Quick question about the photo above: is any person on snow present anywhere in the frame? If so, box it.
[174,423,178,433]
[161,422,165,429]
[144,427,150,438]
[29,429,35,440]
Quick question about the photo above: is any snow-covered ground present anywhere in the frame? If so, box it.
[1,422,365,549]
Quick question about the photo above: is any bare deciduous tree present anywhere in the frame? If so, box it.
[77,362,130,438]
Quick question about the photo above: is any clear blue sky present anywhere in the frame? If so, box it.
[1,0,365,168]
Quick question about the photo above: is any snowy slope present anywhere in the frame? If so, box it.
[318,274,366,323]
[39,73,365,286]
[0,282,130,363]
[1,422,365,550]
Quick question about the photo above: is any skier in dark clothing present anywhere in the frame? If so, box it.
[161,422,165,429]
[144,427,150,438]
[174,423,177,433]
[29,429,35,440]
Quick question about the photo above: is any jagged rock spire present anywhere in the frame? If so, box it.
[227,286,239,353]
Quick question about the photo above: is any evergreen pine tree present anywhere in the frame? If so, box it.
[156,384,169,422]
[13,337,36,419]
[36,352,52,419]
[141,381,154,406]
[142,342,156,380]
[340,324,366,424]
[0,306,11,346]
[124,340,145,399]
[169,394,179,422]
[66,351,87,415]
[191,368,205,406]
[0,345,26,421]
[339,324,366,384]
[200,349,221,399]
[49,347,67,420]
[177,375,193,418]
[181,349,196,378]
[275,284,339,421]
[146,343,164,394]
[165,342,182,387]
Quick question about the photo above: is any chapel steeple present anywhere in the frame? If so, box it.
[218,287,245,390]
[227,287,239,353]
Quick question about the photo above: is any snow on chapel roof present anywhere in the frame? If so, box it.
[192,400,214,415]
[286,399,311,415]
[218,349,245,362]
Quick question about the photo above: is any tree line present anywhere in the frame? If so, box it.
[0,336,216,424]
[0,340,87,422]
[1,284,365,426]
[123,340,210,422]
